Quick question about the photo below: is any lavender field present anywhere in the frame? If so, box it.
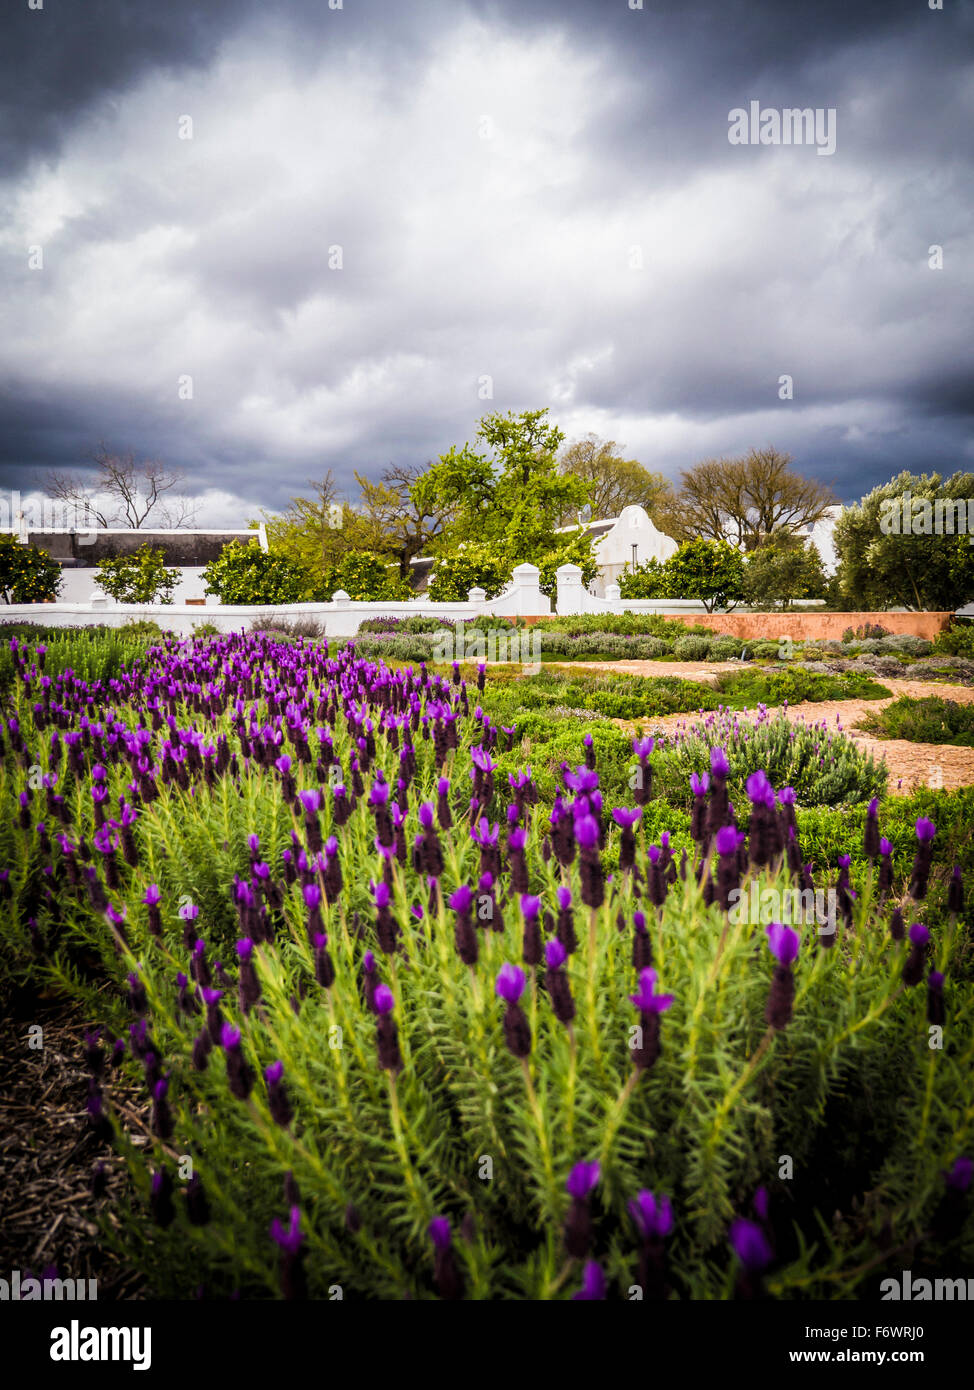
[1,627,971,1300]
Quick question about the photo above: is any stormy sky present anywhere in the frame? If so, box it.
[1,0,972,527]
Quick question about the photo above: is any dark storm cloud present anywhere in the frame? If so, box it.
[1,0,972,519]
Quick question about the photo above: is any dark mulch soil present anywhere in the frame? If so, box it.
[0,993,146,1298]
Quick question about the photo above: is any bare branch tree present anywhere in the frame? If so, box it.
[42,445,200,529]
[557,434,674,526]
[676,449,836,551]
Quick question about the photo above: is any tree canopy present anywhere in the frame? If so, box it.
[833,471,974,611]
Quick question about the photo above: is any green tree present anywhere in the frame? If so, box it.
[413,409,589,573]
[258,473,351,574]
[203,542,322,604]
[425,544,510,602]
[354,463,456,579]
[0,536,62,604]
[833,471,974,611]
[659,538,746,612]
[618,557,669,599]
[96,545,180,604]
[322,552,413,601]
[536,530,600,597]
[741,542,827,611]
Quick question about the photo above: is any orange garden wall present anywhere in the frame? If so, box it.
[662,611,954,641]
[522,611,953,639]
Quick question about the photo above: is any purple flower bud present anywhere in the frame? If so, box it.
[729,1218,773,1273]
[575,816,599,850]
[629,1189,673,1241]
[715,825,739,857]
[710,746,729,779]
[545,939,566,969]
[766,922,799,965]
[629,968,674,1015]
[915,817,936,843]
[429,1216,451,1250]
[448,885,473,914]
[566,1161,600,1199]
[572,1262,606,1300]
[520,893,541,920]
[945,1157,972,1193]
[496,962,526,1003]
[373,984,395,1015]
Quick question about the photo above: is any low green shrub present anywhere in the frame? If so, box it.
[482,668,719,723]
[673,635,712,661]
[933,622,974,659]
[855,696,974,747]
[878,634,934,656]
[537,613,714,641]
[714,668,892,708]
[707,636,752,661]
[535,632,671,660]
[747,638,790,661]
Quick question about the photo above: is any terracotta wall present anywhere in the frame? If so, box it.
[616,611,953,640]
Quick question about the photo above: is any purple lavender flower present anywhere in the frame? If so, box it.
[429,1216,465,1299]
[909,818,936,900]
[629,1189,673,1241]
[927,969,945,1026]
[629,968,673,1070]
[765,922,799,1030]
[729,1218,773,1273]
[555,884,577,954]
[270,1207,306,1300]
[629,1188,673,1299]
[374,985,402,1072]
[564,1161,600,1258]
[496,962,525,1003]
[948,865,964,916]
[449,884,478,966]
[265,1060,293,1127]
[612,806,641,871]
[566,1161,600,1199]
[496,963,531,1058]
[220,1023,254,1100]
[572,1262,606,1300]
[150,1168,175,1228]
[710,746,729,779]
[629,968,674,1015]
[903,922,930,987]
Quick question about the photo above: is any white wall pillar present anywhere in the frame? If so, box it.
[555,563,584,615]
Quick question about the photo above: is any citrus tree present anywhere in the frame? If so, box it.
[0,535,62,604]
[96,545,180,604]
